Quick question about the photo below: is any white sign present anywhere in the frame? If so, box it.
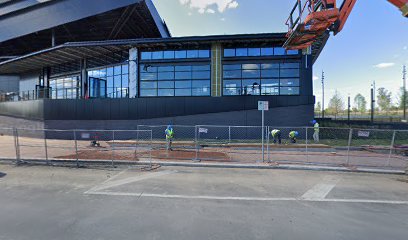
[358,131,370,138]
[199,128,208,134]
[258,101,269,111]
[81,133,90,139]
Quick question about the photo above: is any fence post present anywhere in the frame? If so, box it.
[13,128,21,165]
[388,130,396,167]
[262,126,265,163]
[111,130,115,168]
[305,127,309,162]
[44,129,49,165]
[73,130,79,168]
[136,125,139,144]
[194,125,199,162]
[149,130,152,169]
[134,130,138,161]
[266,126,270,162]
[228,126,231,144]
[346,128,353,165]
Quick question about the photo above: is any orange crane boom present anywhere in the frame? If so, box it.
[284,0,408,50]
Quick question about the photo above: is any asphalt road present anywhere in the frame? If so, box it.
[0,164,408,240]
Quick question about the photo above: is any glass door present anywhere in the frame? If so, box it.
[89,77,107,98]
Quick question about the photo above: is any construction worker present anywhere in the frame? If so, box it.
[271,129,282,144]
[289,131,299,143]
[312,120,320,143]
[165,125,174,151]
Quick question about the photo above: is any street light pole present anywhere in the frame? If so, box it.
[348,95,351,125]
[321,70,325,119]
[371,85,375,123]
[403,65,407,120]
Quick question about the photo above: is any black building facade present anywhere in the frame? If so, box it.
[0,0,322,129]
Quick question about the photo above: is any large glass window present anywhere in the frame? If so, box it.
[140,63,211,97]
[223,46,299,57]
[222,61,300,96]
[49,76,80,99]
[88,63,129,98]
[141,49,210,60]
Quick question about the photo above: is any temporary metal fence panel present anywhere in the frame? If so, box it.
[44,130,76,164]
[0,128,17,161]
[72,130,152,166]
[138,125,196,161]
[1,126,407,171]
[229,126,265,163]
[110,130,152,163]
[196,125,231,162]
[267,127,307,164]
[348,129,395,168]
[390,130,408,169]
[74,130,114,164]
[16,129,46,161]
[196,125,266,163]
[304,127,351,166]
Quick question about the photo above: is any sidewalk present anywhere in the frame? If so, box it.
[3,157,406,175]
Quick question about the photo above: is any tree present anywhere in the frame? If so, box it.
[328,90,345,119]
[353,93,367,114]
[315,101,322,117]
[315,101,322,112]
[377,87,392,113]
[397,87,408,111]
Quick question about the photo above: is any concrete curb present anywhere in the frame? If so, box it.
[2,158,405,175]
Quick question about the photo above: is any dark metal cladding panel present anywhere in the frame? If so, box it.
[0,0,143,42]
[0,95,315,121]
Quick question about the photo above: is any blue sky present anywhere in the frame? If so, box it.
[153,0,408,107]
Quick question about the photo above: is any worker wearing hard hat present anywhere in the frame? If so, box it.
[311,120,320,143]
[165,125,174,151]
[289,131,299,143]
[271,129,282,144]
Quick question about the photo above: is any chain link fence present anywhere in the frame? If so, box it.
[0,126,407,171]
[137,125,196,161]
[0,128,152,167]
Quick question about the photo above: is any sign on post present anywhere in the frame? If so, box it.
[258,101,269,162]
[258,101,269,111]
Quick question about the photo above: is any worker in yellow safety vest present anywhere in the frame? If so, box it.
[165,125,174,151]
[312,120,319,143]
[289,131,299,143]
[271,129,282,144]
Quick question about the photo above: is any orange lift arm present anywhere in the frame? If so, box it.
[284,0,408,50]
[335,0,407,34]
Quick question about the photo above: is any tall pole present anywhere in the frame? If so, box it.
[403,65,406,120]
[372,80,376,108]
[262,108,265,162]
[348,95,351,124]
[321,70,325,119]
[371,87,374,123]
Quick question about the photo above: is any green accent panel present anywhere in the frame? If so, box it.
[211,43,222,97]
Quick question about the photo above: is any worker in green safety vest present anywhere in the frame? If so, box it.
[165,125,174,151]
[312,120,320,143]
[271,129,282,144]
[289,131,299,143]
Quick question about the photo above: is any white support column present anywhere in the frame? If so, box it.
[80,59,87,98]
[129,48,138,98]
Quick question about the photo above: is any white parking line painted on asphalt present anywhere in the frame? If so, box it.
[85,169,128,193]
[86,170,177,192]
[301,175,341,200]
[84,191,408,205]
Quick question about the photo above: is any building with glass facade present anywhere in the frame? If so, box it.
[0,0,325,129]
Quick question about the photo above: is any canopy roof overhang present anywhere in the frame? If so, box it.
[0,33,292,74]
